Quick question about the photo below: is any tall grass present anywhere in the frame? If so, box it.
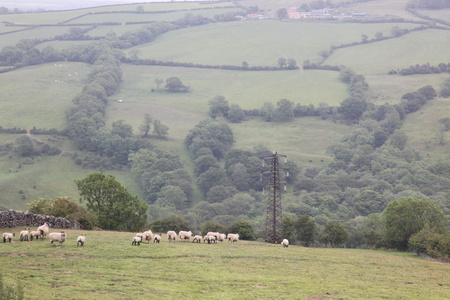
[0,229,448,299]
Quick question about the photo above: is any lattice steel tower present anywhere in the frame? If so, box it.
[261,151,289,243]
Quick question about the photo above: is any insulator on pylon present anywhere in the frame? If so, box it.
[260,174,262,181]
[284,182,287,191]
[284,157,287,164]
[286,171,289,177]
[262,161,264,167]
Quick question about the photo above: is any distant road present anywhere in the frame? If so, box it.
[2,0,214,11]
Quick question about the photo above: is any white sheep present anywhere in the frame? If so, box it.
[38,222,50,239]
[282,239,289,247]
[20,228,30,241]
[178,230,192,241]
[192,235,202,243]
[49,231,66,246]
[218,233,226,243]
[142,230,153,243]
[30,230,41,241]
[228,233,239,243]
[3,232,15,243]
[77,234,86,247]
[167,231,177,242]
[132,236,141,246]
[204,235,217,244]
[153,234,161,243]
[136,232,143,239]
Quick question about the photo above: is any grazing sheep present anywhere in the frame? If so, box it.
[204,235,217,244]
[178,230,192,242]
[132,236,141,246]
[282,239,289,247]
[30,230,41,241]
[20,228,30,241]
[142,230,153,243]
[49,231,66,246]
[3,232,15,243]
[77,234,86,247]
[136,232,143,239]
[153,234,161,243]
[167,231,177,242]
[218,233,226,243]
[228,233,239,243]
[37,222,50,240]
[192,235,202,243]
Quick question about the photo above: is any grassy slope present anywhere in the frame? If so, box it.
[325,29,450,75]
[0,229,449,299]
[129,21,417,66]
[0,62,89,129]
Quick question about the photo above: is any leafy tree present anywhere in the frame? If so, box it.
[139,113,152,137]
[287,58,297,69]
[277,57,287,68]
[201,221,225,235]
[194,154,219,176]
[321,221,349,247]
[361,34,368,43]
[418,85,437,100]
[209,95,229,119]
[260,102,275,122]
[242,61,249,69]
[383,197,447,250]
[227,104,245,123]
[149,215,191,232]
[227,220,255,240]
[75,172,148,231]
[440,78,450,98]
[353,190,387,216]
[165,77,188,93]
[295,215,316,246]
[282,215,296,243]
[15,135,33,156]
[375,32,383,40]
[197,167,229,194]
[408,224,450,258]
[154,77,164,91]
[129,149,157,174]
[206,185,232,203]
[277,8,288,20]
[274,98,294,122]
[390,131,408,150]
[340,97,368,121]
[152,119,169,136]
[155,185,187,209]
[111,119,133,139]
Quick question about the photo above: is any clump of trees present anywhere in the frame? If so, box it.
[75,172,148,231]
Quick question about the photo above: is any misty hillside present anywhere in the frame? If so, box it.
[0,0,449,249]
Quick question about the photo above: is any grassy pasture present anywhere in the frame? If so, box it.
[366,73,450,103]
[117,64,349,112]
[0,26,72,47]
[416,8,450,21]
[130,21,414,66]
[66,7,244,24]
[230,117,350,166]
[325,29,450,75]
[401,98,450,162]
[0,229,449,299]
[0,62,89,129]
[347,0,422,20]
[0,10,89,25]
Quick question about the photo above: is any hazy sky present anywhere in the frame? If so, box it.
[2,0,205,11]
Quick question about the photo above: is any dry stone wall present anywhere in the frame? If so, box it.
[0,210,81,229]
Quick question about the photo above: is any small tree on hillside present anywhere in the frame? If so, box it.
[165,77,189,93]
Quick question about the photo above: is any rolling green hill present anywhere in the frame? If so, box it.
[0,0,449,238]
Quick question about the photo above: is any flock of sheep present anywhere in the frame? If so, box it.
[131,230,242,246]
[3,224,290,248]
[2,222,86,247]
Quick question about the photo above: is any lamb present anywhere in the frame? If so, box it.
[167,230,177,242]
[282,239,289,247]
[132,236,141,246]
[178,230,192,241]
[30,230,41,241]
[37,222,50,240]
[77,234,86,247]
[204,235,217,244]
[228,233,239,243]
[20,228,30,241]
[153,234,161,243]
[136,232,143,239]
[142,230,153,243]
[3,232,15,243]
[49,231,66,246]
[218,233,226,243]
[192,235,202,243]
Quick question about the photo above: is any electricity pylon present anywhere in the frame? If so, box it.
[261,151,289,243]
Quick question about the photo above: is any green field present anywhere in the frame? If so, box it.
[0,62,89,129]
[0,26,73,47]
[325,29,450,75]
[130,21,420,66]
[0,229,449,299]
